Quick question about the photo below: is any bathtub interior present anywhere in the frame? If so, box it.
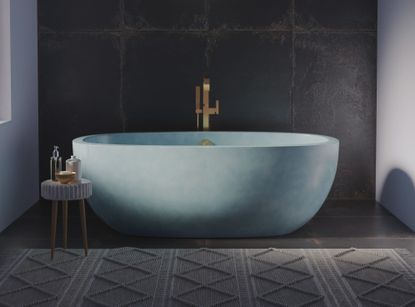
[80,132,336,147]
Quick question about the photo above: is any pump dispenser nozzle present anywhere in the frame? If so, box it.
[52,146,59,159]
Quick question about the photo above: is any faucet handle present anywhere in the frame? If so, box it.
[203,78,210,91]
[215,100,219,114]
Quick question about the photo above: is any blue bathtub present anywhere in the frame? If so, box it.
[73,132,339,237]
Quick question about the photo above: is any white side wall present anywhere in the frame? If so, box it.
[0,0,11,122]
[377,0,415,231]
[0,0,38,232]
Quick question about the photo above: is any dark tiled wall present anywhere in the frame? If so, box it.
[38,0,377,199]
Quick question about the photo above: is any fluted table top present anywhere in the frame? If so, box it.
[41,179,92,201]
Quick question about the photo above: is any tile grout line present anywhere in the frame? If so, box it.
[290,0,296,131]
[37,29,377,35]
[119,0,127,131]
[204,0,210,70]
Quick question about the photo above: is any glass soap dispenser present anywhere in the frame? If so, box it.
[50,145,62,181]
[66,155,82,181]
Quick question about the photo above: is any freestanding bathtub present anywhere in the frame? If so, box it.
[73,132,339,237]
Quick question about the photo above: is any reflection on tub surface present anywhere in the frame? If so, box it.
[73,132,339,237]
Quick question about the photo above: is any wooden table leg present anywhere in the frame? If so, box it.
[79,199,88,256]
[51,201,58,259]
[62,201,68,249]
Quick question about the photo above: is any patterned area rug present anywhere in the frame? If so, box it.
[0,248,414,306]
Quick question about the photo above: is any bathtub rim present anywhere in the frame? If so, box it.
[73,131,339,148]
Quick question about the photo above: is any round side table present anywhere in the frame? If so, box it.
[41,179,92,259]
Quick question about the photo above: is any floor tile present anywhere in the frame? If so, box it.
[1,200,414,250]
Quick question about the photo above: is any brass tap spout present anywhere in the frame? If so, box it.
[195,78,220,131]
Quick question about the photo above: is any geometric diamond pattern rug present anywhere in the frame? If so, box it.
[0,248,414,306]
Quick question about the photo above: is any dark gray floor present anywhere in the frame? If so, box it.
[1,199,414,251]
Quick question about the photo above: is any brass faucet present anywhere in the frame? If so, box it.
[195,78,219,131]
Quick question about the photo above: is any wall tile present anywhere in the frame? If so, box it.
[295,0,377,31]
[293,33,376,199]
[123,33,206,131]
[208,32,292,131]
[209,0,292,30]
[124,0,207,30]
[38,0,121,32]
[38,33,122,180]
